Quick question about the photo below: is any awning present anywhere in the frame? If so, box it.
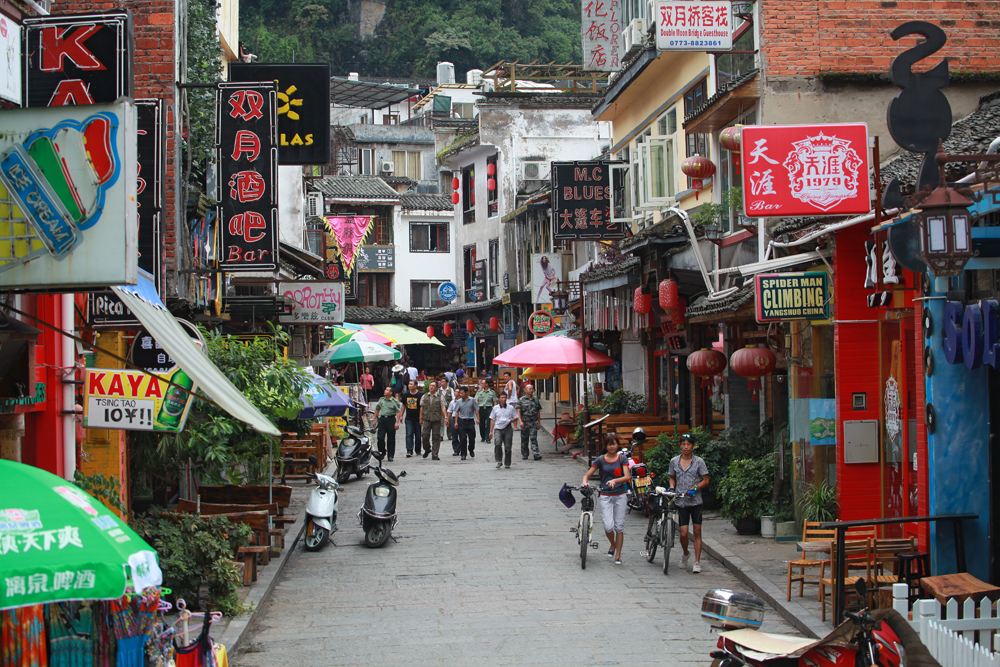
[330,77,422,109]
[279,241,325,278]
[112,271,281,436]
[369,323,444,346]
[737,249,831,277]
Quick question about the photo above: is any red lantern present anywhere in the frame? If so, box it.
[466,319,475,333]
[671,297,688,325]
[487,178,496,191]
[451,192,460,204]
[658,279,678,310]
[730,345,777,400]
[687,348,727,387]
[426,326,435,338]
[490,316,499,331]
[633,287,652,315]
[680,154,716,199]
[719,125,742,152]
[486,163,495,176]
[451,177,460,191]
[471,192,475,204]
[443,323,452,336]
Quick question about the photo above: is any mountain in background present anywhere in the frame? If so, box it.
[240,0,584,81]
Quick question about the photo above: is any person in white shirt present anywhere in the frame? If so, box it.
[406,365,418,381]
[490,392,520,469]
[503,371,518,404]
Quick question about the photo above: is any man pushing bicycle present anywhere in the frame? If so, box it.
[668,433,709,573]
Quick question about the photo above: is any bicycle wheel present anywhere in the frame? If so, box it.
[644,514,658,563]
[668,512,677,549]
[580,513,590,569]
[661,516,672,575]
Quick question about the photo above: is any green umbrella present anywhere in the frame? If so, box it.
[0,460,162,610]
[326,339,400,364]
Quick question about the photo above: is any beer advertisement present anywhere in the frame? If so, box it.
[83,367,197,432]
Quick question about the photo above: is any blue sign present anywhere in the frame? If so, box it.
[0,144,80,257]
[465,332,476,368]
[438,281,458,302]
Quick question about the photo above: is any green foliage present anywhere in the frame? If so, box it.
[799,481,839,523]
[596,389,647,415]
[131,510,252,615]
[73,471,127,515]
[646,426,713,484]
[718,457,774,520]
[184,0,224,184]
[691,187,743,227]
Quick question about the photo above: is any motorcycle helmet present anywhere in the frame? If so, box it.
[558,484,576,508]
[632,427,647,443]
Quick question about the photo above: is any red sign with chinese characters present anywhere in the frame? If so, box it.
[741,124,871,218]
[216,82,279,270]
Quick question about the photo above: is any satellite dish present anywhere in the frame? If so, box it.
[887,220,926,272]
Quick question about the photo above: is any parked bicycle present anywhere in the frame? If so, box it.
[642,486,679,574]
[559,484,600,569]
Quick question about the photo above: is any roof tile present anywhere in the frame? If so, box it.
[308,176,401,201]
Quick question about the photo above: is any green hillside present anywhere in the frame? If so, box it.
[239,0,584,79]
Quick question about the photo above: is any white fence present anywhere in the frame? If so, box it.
[891,583,1000,666]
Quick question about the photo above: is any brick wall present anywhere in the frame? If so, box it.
[762,1,1000,76]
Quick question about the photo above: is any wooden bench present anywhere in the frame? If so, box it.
[616,425,691,462]
[198,485,294,529]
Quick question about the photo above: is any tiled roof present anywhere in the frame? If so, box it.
[581,256,640,284]
[686,284,755,319]
[346,306,431,324]
[400,193,454,211]
[308,176,401,201]
[683,69,760,127]
[381,176,416,186]
[425,295,503,319]
[769,214,835,237]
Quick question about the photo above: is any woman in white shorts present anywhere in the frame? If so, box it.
[581,434,631,565]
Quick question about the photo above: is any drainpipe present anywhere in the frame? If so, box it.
[62,293,75,480]
[665,206,739,301]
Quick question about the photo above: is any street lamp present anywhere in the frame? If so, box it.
[550,287,569,312]
[913,184,974,278]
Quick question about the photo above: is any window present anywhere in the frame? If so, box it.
[463,244,476,292]
[374,212,393,245]
[634,109,678,206]
[488,238,499,297]
[359,149,373,175]
[391,150,406,176]
[357,274,391,307]
[462,167,475,224]
[411,281,448,310]
[359,114,369,124]
[487,155,498,217]
[716,17,757,89]
[383,113,399,125]
[391,151,422,180]
[684,78,708,117]
[453,102,475,119]
[683,79,711,190]
[410,222,450,252]
[718,109,756,234]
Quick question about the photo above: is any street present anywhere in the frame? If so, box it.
[234,436,796,666]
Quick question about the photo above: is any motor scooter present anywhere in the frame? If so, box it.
[358,450,405,548]
[302,455,338,551]
[335,424,373,485]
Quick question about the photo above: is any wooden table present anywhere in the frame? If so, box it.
[796,541,831,555]
[920,572,1000,605]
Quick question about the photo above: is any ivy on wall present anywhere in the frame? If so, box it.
[184,0,224,187]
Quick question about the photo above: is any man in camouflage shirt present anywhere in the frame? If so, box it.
[516,383,543,461]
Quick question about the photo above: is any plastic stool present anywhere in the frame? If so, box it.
[897,551,931,603]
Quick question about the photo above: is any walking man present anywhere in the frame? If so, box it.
[516,383,543,461]
[474,379,497,443]
[451,387,479,460]
[400,379,423,457]
[669,433,710,573]
[373,386,400,461]
[419,381,448,460]
[490,392,519,468]
[503,371,518,403]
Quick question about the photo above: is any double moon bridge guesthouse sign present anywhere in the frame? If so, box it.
[755,272,830,323]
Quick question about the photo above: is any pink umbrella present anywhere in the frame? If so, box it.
[493,336,614,370]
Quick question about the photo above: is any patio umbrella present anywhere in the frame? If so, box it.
[326,338,400,364]
[492,335,614,371]
[0,460,163,610]
[311,333,396,366]
[297,377,353,418]
[329,328,394,347]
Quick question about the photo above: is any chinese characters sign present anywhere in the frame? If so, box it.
[582,0,621,72]
[755,272,830,323]
[216,82,279,270]
[279,281,345,324]
[654,1,733,51]
[355,245,395,272]
[741,124,871,217]
[552,162,622,240]
[83,367,196,432]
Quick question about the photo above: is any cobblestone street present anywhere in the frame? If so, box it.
[234,436,795,666]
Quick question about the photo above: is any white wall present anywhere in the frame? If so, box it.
[395,209,458,311]
[278,165,305,247]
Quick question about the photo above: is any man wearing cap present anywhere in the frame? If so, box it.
[669,433,710,573]
[419,381,448,459]
[474,379,497,443]
[516,383,543,461]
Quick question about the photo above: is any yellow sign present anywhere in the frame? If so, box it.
[83,368,196,432]
[501,292,511,305]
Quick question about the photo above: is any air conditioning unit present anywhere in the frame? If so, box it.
[380,162,395,173]
[622,18,646,57]
[520,161,550,181]
[646,0,657,31]
[306,192,324,217]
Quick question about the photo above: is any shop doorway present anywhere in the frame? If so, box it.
[879,317,919,539]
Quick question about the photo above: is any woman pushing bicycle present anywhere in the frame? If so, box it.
[581,434,631,565]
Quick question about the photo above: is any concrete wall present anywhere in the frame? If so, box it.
[394,209,458,311]
[444,145,500,298]
[278,166,305,247]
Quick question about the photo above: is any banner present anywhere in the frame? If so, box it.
[136,99,163,293]
[0,15,21,105]
[83,368,196,432]
[552,161,622,240]
[531,253,562,304]
[326,216,373,275]
[654,1,733,51]
[755,272,830,322]
[582,0,621,72]
[217,82,278,270]
[278,281,345,324]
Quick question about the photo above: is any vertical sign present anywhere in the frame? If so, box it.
[552,161,622,240]
[465,332,476,368]
[22,12,133,108]
[654,1,734,51]
[582,0,621,72]
[0,15,21,105]
[217,82,279,270]
[473,259,487,301]
[136,99,163,294]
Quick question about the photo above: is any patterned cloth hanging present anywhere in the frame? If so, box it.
[0,605,46,667]
[325,216,373,275]
[47,602,94,667]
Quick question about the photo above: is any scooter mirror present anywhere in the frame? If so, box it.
[308,455,318,466]
[399,471,406,477]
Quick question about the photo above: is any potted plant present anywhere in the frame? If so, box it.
[799,481,839,523]
[718,457,774,535]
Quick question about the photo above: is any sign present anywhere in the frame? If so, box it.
[552,161,622,240]
[754,272,830,322]
[884,377,900,445]
[654,1,733,51]
[438,282,458,302]
[0,15,21,105]
[465,332,476,368]
[0,101,137,288]
[136,99,164,295]
[531,253,562,304]
[130,322,205,374]
[864,238,901,308]
[355,245,395,272]
[472,260,487,301]
[83,368,196,433]
[87,291,140,328]
[528,309,555,336]
[582,0,621,72]
[942,300,1000,370]
[278,281,344,324]
[22,12,133,108]
[217,82,278,270]
[741,124,871,217]
[229,63,331,165]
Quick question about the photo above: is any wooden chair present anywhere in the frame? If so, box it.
[869,537,917,605]
[814,525,879,599]
[786,521,837,601]
[819,539,873,621]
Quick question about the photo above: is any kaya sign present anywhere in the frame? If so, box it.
[0,101,136,288]
[279,281,345,324]
[84,368,196,432]
[755,272,830,322]
[741,124,871,217]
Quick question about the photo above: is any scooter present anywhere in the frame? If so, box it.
[302,455,338,552]
[358,450,405,548]
[335,424,373,485]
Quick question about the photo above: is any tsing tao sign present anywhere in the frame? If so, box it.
[755,272,830,323]
[83,368,196,433]
[552,161,622,240]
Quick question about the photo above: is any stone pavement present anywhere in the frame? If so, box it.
[229,426,798,666]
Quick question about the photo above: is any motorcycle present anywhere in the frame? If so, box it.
[335,423,373,485]
[302,455,339,552]
[358,449,405,548]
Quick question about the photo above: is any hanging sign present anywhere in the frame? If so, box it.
[864,238,902,308]
[278,281,345,324]
[217,82,279,270]
[552,161,622,240]
[0,15,22,105]
[741,124,871,218]
[136,99,164,293]
[355,245,395,272]
[22,12,133,108]
[755,272,830,322]
[438,282,458,302]
[528,309,555,336]
[581,0,621,72]
[229,63,331,165]
[83,368,196,432]
[884,376,900,445]
[654,1,733,51]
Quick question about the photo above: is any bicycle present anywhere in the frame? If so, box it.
[642,486,679,575]
[563,484,600,569]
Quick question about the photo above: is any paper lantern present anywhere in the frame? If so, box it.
[451,177,460,191]
[487,178,496,191]
[466,319,475,333]
[633,287,652,315]
[658,279,678,310]
[451,192,460,204]
[490,316,499,331]
[671,297,688,325]
[426,326,434,338]
[720,125,742,152]
[471,192,475,204]
[681,154,716,198]
[486,163,495,176]
[687,348,727,387]
[443,323,452,336]
[730,344,777,400]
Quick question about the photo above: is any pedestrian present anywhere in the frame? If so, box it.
[361,366,375,402]
[503,370,518,403]
[489,392,519,468]
[451,387,479,460]
[417,369,427,381]
[400,379,423,457]
[447,387,461,456]
[390,363,407,398]
[474,378,497,443]
[443,368,457,390]
[669,433,710,573]
[516,383,543,461]
[455,367,466,383]
[419,380,448,460]
[581,433,631,565]
[406,362,419,382]
[374,386,401,461]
